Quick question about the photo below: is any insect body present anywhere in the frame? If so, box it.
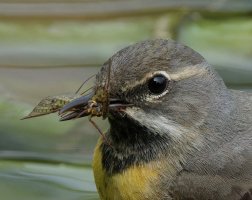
[90,87,109,118]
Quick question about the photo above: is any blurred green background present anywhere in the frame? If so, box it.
[0,1,252,200]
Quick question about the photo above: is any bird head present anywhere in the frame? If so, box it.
[59,39,229,154]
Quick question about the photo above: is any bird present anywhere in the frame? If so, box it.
[59,39,252,200]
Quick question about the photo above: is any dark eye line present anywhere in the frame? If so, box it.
[123,82,146,101]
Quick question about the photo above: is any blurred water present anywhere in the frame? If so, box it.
[0,161,99,200]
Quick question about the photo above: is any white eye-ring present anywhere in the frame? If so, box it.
[146,71,171,101]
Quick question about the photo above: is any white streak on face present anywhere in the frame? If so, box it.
[125,107,204,159]
[125,107,187,141]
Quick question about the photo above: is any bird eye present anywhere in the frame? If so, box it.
[148,74,168,95]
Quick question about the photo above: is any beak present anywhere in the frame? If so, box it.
[59,110,90,121]
[59,91,94,116]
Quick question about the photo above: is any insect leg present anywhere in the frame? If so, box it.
[89,116,112,147]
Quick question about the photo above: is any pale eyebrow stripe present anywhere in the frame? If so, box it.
[169,64,207,81]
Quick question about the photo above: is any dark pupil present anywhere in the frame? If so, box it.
[148,75,167,95]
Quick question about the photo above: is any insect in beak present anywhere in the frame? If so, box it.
[59,91,95,116]
[59,90,133,121]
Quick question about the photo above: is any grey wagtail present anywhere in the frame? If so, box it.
[59,39,252,200]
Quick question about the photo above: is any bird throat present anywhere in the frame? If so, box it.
[100,114,170,175]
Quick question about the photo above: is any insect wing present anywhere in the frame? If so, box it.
[21,94,80,120]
